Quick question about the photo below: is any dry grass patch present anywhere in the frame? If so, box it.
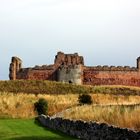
[63,105,140,131]
[0,91,140,127]
[0,92,78,118]
[92,94,140,105]
[37,94,78,115]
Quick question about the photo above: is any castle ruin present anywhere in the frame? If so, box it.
[9,52,140,87]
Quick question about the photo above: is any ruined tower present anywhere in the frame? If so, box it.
[54,52,84,84]
[9,57,22,80]
[137,57,140,71]
[57,65,83,85]
[54,52,84,66]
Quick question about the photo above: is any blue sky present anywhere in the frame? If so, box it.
[0,0,140,79]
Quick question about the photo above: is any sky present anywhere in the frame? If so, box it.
[0,0,140,80]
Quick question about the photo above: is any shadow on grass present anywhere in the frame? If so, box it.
[34,119,78,140]
[9,136,70,140]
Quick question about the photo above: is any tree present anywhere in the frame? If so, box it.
[34,98,48,115]
[78,94,92,105]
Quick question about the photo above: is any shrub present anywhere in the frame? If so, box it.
[34,98,48,115]
[78,94,92,105]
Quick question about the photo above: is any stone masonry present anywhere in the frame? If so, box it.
[9,57,22,80]
[37,115,140,140]
[9,52,84,84]
[9,52,140,87]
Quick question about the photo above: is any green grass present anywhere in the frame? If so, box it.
[0,119,78,140]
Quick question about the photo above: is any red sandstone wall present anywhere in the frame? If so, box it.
[83,69,140,86]
[16,69,56,80]
[10,52,84,81]
[28,70,57,80]
[9,52,140,87]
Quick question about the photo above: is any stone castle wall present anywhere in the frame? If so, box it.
[9,52,140,87]
[83,69,140,87]
[16,68,56,80]
[9,52,84,84]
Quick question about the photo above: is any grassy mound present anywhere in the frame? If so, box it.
[0,80,140,95]
[0,80,88,94]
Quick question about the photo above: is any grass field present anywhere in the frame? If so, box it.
[1,80,140,95]
[1,92,140,118]
[0,119,78,140]
[0,80,140,132]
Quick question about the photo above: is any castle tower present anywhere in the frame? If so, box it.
[57,65,83,85]
[54,52,84,66]
[9,57,22,80]
[137,57,140,71]
[55,52,84,85]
